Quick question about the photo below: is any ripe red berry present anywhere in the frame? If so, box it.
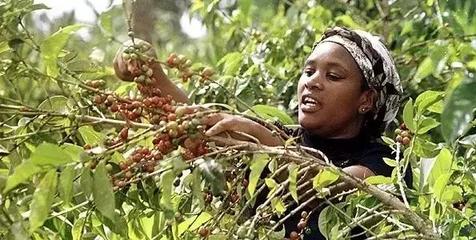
[167,53,178,67]
[114,179,121,187]
[153,152,163,161]
[119,127,129,141]
[242,179,249,188]
[230,193,240,203]
[119,162,128,170]
[198,227,210,237]
[297,220,307,230]
[94,95,104,105]
[117,180,126,188]
[290,231,300,240]
[110,103,119,112]
[181,148,194,160]
[167,113,177,121]
[125,171,133,179]
[143,98,152,107]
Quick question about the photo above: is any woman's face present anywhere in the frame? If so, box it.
[297,42,372,138]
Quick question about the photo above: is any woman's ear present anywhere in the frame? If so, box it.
[358,89,377,114]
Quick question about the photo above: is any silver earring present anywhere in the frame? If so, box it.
[360,107,367,113]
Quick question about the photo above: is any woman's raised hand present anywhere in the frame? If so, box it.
[112,39,189,103]
[113,38,160,82]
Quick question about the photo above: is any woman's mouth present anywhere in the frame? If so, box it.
[300,94,320,113]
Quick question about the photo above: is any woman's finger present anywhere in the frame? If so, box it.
[205,118,233,136]
[200,113,226,126]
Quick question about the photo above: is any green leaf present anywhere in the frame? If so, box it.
[248,154,270,197]
[365,176,393,185]
[383,157,397,167]
[403,99,415,132]
[78,126,104,146]
[80,168,93,197]
[191,168,204,208]
[178,212,212,235]
[59,166,75,205]
[3,161,43,193]
[29,169,58,233]
[41,24,84,77]
[335,15,359,28]
[288,163,299,203]
[218,52,243,75]
[265,178,278,197]
[93,162,115,221]
[440,185,463,203]
[114,82,136,96]
[31,3,50,11]
[428,148,453,188]
[415,91,444,114]
[72,216,86,240]
[313,168,339,191]
[0,41,10,54]
[30,142,74,166]
[61,143,84,162]
[414,57,433,82]
[467,59,476,71]
[381,136,395,146]
[271,197,286,215]
[432,173,451,201]
[417,117,440,134]
[159,170,174,210]
[101,212,128,237]
[38,96,72,113]
[99,9,113,34]
[318,205,335,239]
[441,78,476,144]
[249,105,294,125]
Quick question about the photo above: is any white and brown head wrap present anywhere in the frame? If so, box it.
[313,27,403,127]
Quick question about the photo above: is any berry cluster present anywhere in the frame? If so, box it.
[121,41,152,62]
[92,93,178,123]
[88,87,211,190]
[394,123,412,146]
[166,53,215,82]
[112,147,162,189]
[85,79,106,89]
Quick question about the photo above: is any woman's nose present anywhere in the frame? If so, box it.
[304,71,324,90]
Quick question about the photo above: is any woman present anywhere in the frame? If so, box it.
[114,27,410,239]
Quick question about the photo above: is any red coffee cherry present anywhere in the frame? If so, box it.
[198,227,210,237]
[289,231,300,240]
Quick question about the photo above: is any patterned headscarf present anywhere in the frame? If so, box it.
[313,27,403,126]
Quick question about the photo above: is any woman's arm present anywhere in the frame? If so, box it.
[147,60,189,103]
[202,113,284,146]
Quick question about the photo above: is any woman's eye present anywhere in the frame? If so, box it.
[327,72,342,80]
[303,69,314,77]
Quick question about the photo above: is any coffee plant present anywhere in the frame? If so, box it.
[0,0,475,239]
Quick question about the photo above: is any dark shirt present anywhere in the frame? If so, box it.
[275,126,412,239]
